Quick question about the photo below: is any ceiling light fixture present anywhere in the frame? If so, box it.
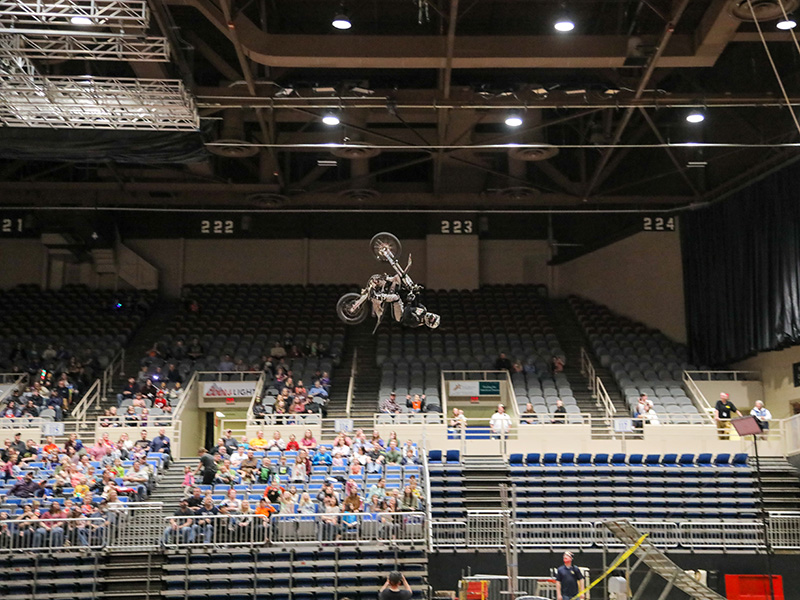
[686,109,705,124]
[322,114,341,126]
[505,114,523,127]
[70,15,93,25]
[332,5,351,30]
[777,13,797,29]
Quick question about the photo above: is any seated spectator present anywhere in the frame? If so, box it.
[264,430,284,451]
[401,449,420,466]
[751,400,772,433]
[187,338,204,360]
[308,381,329,402]
[494,352,513,372]
[219,488,242,513]
[642,403,660,425]
[265,481,284,504]
[367,478,386,504]
[163,499,195,545]
[552,399,566,424]
[230,446,248,468]
[270,342,287,359]
[2,401,21,419]
[218,354,234,372]
[343,480,362,513]
[406,394,425,413]
[151,428,172,458]
[312,446,332,466]
[383,440,403,464]
[279,491,295,514]
[401,486,420,511]
[132,394,148,409]
[140,379,157,400]
[300,429,317,451]
[215,462,238,485]
[42,435,59,455]
[117,377,138,407]
[8,472,46,498]
[381,392,401,414]
[316,480,339,505]
[521,402,538,424]
[34,501,67,547]
[252,400,268,421]
[124,406,140,426]
[297,492,315,514]
[290,396,308,414]
[239,450,259,483]
[135,430,151,451]
[22,399,39,418]
[332,451,345,468]
[195,497,219,542]
[166,363,182,384]
[370,431,384,449]
[123,461,150,500]
[286,434,300,451]
[100,407,120,427]
[552,355,565,374]
[256,457,274,484]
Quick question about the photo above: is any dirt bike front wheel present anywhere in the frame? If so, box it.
[336,293,369,325]
[370,232,402,262]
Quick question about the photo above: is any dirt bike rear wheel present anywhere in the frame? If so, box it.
[336,292,369,325]
[370,232,401,262]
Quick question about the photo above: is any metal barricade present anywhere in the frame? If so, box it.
[164,511,426,549]
[272,511,426,546]
[431,519,467,548]
[679,520,764,551]
[467,510,508,548]
[516,520,595,550]
[596,520,680,550]
[162,513,271,548]
[767,511,800,549]
[460,576,558,600]
[0,516,107,552]
[106,501,163,551]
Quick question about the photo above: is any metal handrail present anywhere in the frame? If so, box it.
[101,348,125,401]
[345,348,357,418]
[682,371,714,416]
[684,370,762,382]
[70,377,101,422]
[246,371,267,420]
[172,370,198,423]
[421,444,434,552]
[0,372,29,404]
[580,347,597,400]
[595,376,616,417]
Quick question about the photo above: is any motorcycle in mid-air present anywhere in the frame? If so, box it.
[336,232,441,333]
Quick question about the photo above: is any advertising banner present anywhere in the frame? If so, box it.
[202,381,257,398]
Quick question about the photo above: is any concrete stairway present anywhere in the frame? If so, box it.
[327,322,381,419]
[460,455,510,510]
[547,299,628,433]
[754,456,800,512]
[148,458,196,516]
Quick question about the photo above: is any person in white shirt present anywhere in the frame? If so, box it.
[751,400,772,437]
[642,404,660,425]
[230,447,248,469]
[489,404,512,438]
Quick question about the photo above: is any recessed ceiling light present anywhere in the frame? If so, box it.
[686,110,705,124]
[322,114,340,126]
[505,115,523,127]
[554,17,575,32]
[332,12,351,29]
[777,14,797,30]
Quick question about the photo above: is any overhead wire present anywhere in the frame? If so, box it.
[746,0,800,138]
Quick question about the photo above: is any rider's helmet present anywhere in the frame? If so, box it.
[424,312,441,329]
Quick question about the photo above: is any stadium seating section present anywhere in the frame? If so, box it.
[378,285,573,412]
[427,449,758,520]
[0,285,155,371]
[569,296,703,422]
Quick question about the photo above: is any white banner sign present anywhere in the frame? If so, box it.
[202,381,257,398]
[448,381,479,396]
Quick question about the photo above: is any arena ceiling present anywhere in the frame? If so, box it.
[1,0,800,210]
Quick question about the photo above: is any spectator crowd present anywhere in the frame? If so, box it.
[0,429,169,549]
[165,428,425,546]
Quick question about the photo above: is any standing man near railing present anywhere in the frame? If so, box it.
[490,404,512,439]
[714,392,742,440]
[555,551,585,600]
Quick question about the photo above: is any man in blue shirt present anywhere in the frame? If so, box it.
[555,551,584,600]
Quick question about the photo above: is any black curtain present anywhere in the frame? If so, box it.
[682,162,800,366]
